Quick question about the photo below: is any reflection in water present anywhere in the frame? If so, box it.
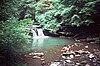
[32,37,44,49]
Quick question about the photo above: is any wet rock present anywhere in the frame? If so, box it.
[65,60,71,63]
[41,58,45,61]
[74,43,79,46]
[88,53,95,59]
[33,52,44,56]
[85,45,88,49]
[28,52,44,59]
[32,56,41,59]
[29,52,34,55]
[70,55,74,58]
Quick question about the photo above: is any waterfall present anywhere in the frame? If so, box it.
[37,29,44,36]
[31,28,48,49]
[31,28,44,49]
[31,29,38,37]
[31,28,44,37]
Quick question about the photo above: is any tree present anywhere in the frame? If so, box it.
[33,0,98,32]
[0,0,22,20]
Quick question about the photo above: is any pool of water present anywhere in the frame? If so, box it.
[32,36,74,49]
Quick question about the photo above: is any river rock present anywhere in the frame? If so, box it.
[85,45,88,49]
[88,53,95,59]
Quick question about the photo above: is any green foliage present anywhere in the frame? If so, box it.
[33,0,98,31]
[0,0,22,20]
[0,18,32,50]
[0,0,99,32]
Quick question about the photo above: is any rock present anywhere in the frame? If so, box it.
[74,43,78,46]
[81,51,90,55]
[29,52,44,57]
[61,52,75,59]
[70,55,74,58]
[33,56,41,59]
[88,53,95,59]
[66,61,75,66]
[85,64,90,66]
[93,58,97,62]
[74,51,81,55]
[76,62,80,66]
[62,56,66,59]
[58,32,65,34]
[41,60,46,66]
[41,58,45,61]
[49,62,61,66]
[85,45,88,49]
[65,60,71,63]
[29,52,34,55]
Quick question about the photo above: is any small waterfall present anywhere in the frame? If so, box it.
[31,29,38,37]
[31,28,44,37]
[37,29,44,36]
[31,28,49,49]
[32,28,44,49]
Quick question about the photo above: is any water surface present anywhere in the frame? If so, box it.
[32,36,74,49]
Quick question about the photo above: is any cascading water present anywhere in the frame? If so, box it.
[31,28,44,37]
[31,28,48,49]
[37,29,44,36]
[31,29,38,37]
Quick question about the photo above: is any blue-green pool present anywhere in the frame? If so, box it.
[32,36,74,49]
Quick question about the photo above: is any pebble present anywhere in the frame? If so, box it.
[89,53,95,59]
[65,60,71,63]
[74,43,78,46]
[29,52,34,55]
[70,55,74,58]
[85,45,88,49]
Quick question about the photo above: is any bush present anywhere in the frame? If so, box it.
[0,18,32,51]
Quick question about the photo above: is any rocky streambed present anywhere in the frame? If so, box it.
[18,40,100,66]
